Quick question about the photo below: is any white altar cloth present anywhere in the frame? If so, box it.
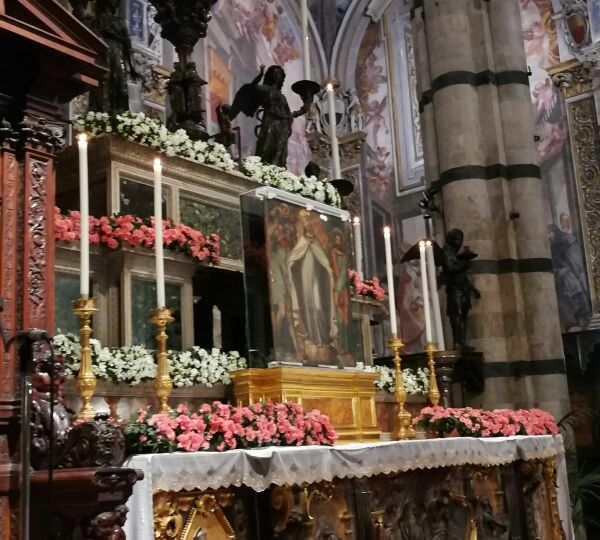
[124,435,573,539]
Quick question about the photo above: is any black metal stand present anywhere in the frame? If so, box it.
[5,328,52,540]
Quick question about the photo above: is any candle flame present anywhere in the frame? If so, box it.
[383,226,391,235]
[419,240,426,247]
[426,240,432,247]
[353,216,360,224]
[153,157,162,171]
[326,83,334,92]
[77,133,87,146]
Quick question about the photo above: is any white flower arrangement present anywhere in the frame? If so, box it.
[240,156,342,208]
[75,111,236,171]
[168,347,246,388]
[356,362,429,395]
[53,333,246,388]
[74,111,342,208]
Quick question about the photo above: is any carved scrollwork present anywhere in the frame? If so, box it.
[550,61,593,99]
[568,96,600,309]
[27,157,48,327]
[153,489,236,540]
[58,413,126,468]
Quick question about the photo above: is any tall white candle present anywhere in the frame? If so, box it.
[353,217,364,279]
[77,134,90,297]
[383,227,398,337]
[426,241,445,350]
[419,241,433,344]
[326,83,342,179]
[301,0,310,80]
[154,158,166,308]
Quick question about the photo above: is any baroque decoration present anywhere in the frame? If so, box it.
[53,333,246,388]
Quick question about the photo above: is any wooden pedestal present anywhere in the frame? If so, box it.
[231,367,381,442]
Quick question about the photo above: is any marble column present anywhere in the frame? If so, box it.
[413,0,568,417]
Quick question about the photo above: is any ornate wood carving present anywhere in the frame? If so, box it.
[0,149,18,401]
[22,152,54,329]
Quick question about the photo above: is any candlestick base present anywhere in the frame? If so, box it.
[389,337,415,440]
[425,342,441,407]
[74,296,99,420]
[150,306,175,414]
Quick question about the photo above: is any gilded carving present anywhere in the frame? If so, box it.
[550,60,593,99]
[568,96,600,309]
[542,459,567,540]
[154,490,236,540]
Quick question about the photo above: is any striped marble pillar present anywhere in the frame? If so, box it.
[412,0,568,417]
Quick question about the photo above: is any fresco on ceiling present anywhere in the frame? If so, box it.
[355,22,396,203]
[521,0,592,332]
[210,0,311,174]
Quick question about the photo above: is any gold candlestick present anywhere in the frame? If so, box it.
[150,306,174,414]
[389,336,415,440]
[425,342,441,406]
[74,296,98,419]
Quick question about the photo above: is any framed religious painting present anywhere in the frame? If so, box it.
[241,187,358,368]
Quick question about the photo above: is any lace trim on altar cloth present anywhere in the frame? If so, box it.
[125,435,564,494]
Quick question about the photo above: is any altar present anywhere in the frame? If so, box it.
[124,436,572,540]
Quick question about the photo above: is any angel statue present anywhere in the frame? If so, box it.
[219,65,311,166]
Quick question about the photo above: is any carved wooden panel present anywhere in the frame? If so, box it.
[0,149,19,401]
[22,150,55,331]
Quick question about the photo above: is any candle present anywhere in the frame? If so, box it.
[353,217,364,279]
[154,158,166,308]
[301,0,310,80]
[326,83,342,179]
[383,227,398,337]
[419,241,433,344]
[77,134,90,297]
[426,240,445,350]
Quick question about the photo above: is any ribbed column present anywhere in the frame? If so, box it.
[487,0,568,418]
[414,0,568,413]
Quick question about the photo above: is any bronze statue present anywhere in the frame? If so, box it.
[72,0,139,114]
[441,229,480,350]
[166,62,185,131]
[222,65,311,166]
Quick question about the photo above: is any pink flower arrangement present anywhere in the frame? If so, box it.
[348,269,385,301]
[124,401,338,455]
[55,208,219,265]
[413,406,558,438]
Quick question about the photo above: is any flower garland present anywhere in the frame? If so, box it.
[75,111,342,208]
[55,208,220,265]
[413,406,559,438]
[348,269,385,301]
[356,362,429,395]
[76,111,236,170]
[125,401,337,454]
[240,156,342,208]
[53,334,246,388]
